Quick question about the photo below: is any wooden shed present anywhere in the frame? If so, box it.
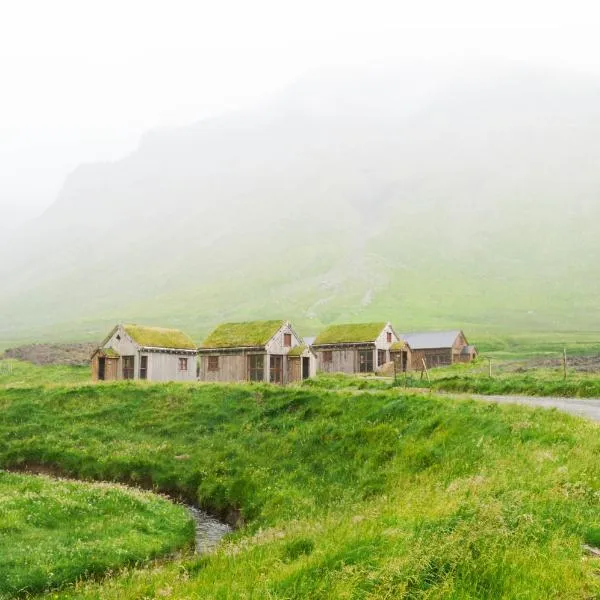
[400,330,476,369]
[198,320,315,384]
[312,322,400,374]
[389,340,411,373]
[91,324,197,382]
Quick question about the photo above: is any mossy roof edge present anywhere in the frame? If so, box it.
[314,322,387,345]
[123,324,196,350]
[201,320,285,349]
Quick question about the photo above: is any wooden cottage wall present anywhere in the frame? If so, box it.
[317,348,357,374]
[91,356,99,381]
[374,324,398,364]
[451,332,468,363]
[200,352,255,382]
[147,352,196,382]
[288,357,302,382]
[104,326,139,379]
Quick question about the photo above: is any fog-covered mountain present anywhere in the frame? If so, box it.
[2,62,600,345]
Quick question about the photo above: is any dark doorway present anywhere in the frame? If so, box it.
[302,357,310,379]
[98,357,106,380]
[401,351,408,372]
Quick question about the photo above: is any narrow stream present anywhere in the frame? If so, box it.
[186,506,232,554]
[4,466,232,555]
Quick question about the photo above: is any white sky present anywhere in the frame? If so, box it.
[1,0,600,220]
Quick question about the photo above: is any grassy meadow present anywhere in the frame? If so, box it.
[0,359,90,387]
[0,470,193,599]
[1,382,600,598]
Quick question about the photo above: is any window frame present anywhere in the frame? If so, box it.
[269,354,283,384]
[248,354,265,382]
[178,357,188,372]
[358,350,374,373]
[378,349,387,367]
[139,355,148,380]
[386,331,392,344]
[207,355,219,372]
[322,350,333,363]
[122,355,135,380]
[283,333,292,347]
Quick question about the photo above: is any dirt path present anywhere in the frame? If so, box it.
[449,393,600,422]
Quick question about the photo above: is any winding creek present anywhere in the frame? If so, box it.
[4,466,232,555]
[186,505,232,554]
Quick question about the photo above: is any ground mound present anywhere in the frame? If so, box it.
[1,343,97,366]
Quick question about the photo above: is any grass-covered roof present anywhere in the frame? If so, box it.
[287,344,307,357]
[123,324,196,350]
[390,341,408,351]
[101,348,120,358]
[201,320,285,349]
[314,322,387,345]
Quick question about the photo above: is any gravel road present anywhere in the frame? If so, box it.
[456,393,600,422]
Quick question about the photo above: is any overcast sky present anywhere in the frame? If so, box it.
[1,0,600,223]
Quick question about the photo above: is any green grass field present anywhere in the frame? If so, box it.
[0,359,90,387]
[1,382,600,598]
[0,470,193,599]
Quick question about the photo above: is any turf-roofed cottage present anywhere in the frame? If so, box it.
[198,320,316,384]
[312,322,399,374]
[400,330,477,369]
[91,324,197,382]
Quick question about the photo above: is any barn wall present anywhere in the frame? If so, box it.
[410,348,453,369]
[451,332,469,362]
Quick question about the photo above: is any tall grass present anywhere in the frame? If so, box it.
[0,470,193,598]
[0,382,599,598]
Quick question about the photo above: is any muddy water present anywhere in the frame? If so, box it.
[186,506,232,554]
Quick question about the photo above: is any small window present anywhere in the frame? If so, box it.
[179,357,188,372]
[378,349,387,366]
[139,355,148,380]
[116,334,121,341]
[283,333,292,347]
[386,332,392,343]
[323,350,333,363]
[122,356,135,379]
[208,356,219,371]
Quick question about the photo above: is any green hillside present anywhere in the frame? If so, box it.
[2,64,600,348]
[1,382,600,597]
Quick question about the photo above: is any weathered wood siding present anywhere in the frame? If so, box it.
[199,352,254,382]
[316,348,362,374]
[287,348,317,382]
[93,324,197,381]
[410,348,453,369]
[146,351,197,382]
[199,322,313,384]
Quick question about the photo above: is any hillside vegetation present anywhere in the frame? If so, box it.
[0,471,193,599]
[2,63,600,346]
[1,383,600,597]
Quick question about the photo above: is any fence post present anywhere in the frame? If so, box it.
[563,348,567,381]
[421,357,431,386]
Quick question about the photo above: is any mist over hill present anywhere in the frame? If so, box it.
[2,61,600,345]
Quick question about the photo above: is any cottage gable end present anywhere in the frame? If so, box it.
[265,321,304,355]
